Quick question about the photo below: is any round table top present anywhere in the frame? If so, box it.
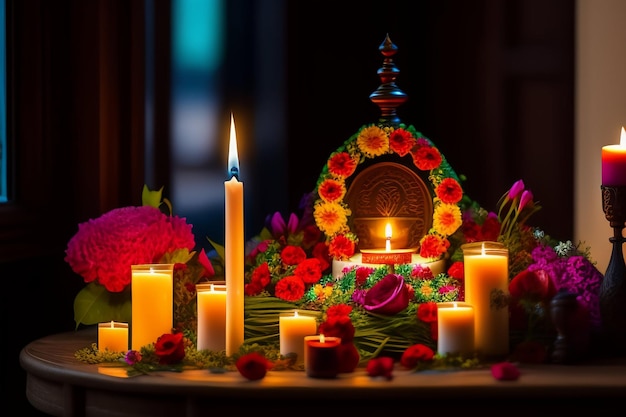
[20,329,626,416]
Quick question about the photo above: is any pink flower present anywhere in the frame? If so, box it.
[366,357,395,380]
[65,206,195,292]
[491,362,520,381]
[362,274,410,315]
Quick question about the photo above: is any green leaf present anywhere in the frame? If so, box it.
[207,238,225,261]
[142,184,163,208]
[73,283,131,329]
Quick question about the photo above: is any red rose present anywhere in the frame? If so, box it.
[236,352,273,380]
[337,342,360,373]
[491,362,520,381]
[154,332,185,365]
[366,356,395,380]
[400,343,434,369]
[509,269,556,301]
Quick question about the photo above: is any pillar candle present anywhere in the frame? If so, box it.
[462,242,509,358]
[304,334,341,378]
[196,283,227,352]
[131,263,174,350]
[225,113,245,356]
[436,302,474,357]
[279,311,318,365]
[98,321,129,352]
[601,126,626,186]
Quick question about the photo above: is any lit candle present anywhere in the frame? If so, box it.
[601,126,626,186]
[436,302,474,357]
[196,283,227,352]
[225,113,245,356]
[279,311,318,365]
[462,242,509,358]
[131,263,174,350]
[304,334,341,378]
[385,222,392,252]
[98,321,129,352]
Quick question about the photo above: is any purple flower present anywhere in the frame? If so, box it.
[361,274,410,315]
[508,179,525,200]
[125,350,142,365]
[518,190,533,211]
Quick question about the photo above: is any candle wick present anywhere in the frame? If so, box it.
[229,166,239,180]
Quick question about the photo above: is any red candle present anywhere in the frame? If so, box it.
[304,335,341,378]
[601,126,626,186]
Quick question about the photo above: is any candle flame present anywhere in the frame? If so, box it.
[228,113,240,179]
[320,334,325,343]
[453,302,457,309]
[621,126,626,146]
[110,320,114,328]
[294,311,299,318]
[385,222,392,252]
[481,242,486,256]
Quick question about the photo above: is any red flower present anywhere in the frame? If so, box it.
[400,344,435,369]
[435,178,463,204]
[336,342,360,373]
[197,248,215,279]
[274,275,305,301]
[328,234,356,260]
[281,245,307,265]
[389,128,416,157]
[366,356,395,380]
[491,362,520,381]
[236,352,273,380]
[412,145,442,171]
[294,258,322,284]
[318,178,346,203]
[311,241,331,272]
[355,266,375,286]
[250,262,271,288]
[327,151,357,178]
[480,213,501,241]
[319,314,355,343]
[417,302,438,323]
[411,265,434,279]
[325,304,352,320]
[509,269,557,301]
[154,332,186,365]
[447,261,464,280]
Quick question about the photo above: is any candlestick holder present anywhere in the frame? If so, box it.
[599,185,626,356]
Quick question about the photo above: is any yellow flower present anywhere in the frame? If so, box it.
[420,282,433,297]
[313,284,333,300]
[432,203,462,236]
[313,201,349,236]
[356,125,389,158]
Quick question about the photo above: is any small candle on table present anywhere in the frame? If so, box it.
[462,241,509,358]
[98,321,128,352]
[437,302,474,357]
[131,263,174,350]
[602,126,626,186]
[225,113,245,356]
[196,283,227,352]
[279,311,317,365]
[304,334,341,378]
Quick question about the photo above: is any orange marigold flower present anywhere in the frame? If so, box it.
[328,234,356,260]
[313,202,349,236]
[389,128,416,157]
[328,151,358,178]
[419,234,450,259]
[433,203,462,236]
[435,177,463,204]
[412,145,442,171]
[357,125,388,158]
[318,178,346,203]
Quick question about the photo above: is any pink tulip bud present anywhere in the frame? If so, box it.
[518,190,533,211]
[507,179,525,200]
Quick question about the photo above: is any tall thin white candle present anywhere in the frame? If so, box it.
[225,113,245,356]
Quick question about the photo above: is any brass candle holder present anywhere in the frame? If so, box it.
[599,185,626,356]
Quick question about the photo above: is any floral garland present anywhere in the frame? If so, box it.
[312,123,464,261]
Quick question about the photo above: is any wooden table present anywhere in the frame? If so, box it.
[20,329,626,417]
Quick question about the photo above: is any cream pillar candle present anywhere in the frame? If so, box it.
[436,302,474,357]
[462,242,509,358]
[196,283,227,352]
[131,263,174,350]
[225,113,245,356]
[98,321,129,352]
[279,311,318,365]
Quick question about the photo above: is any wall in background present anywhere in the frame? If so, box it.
[575,0,626,273]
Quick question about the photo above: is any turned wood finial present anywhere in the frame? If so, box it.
[369,34,408,126]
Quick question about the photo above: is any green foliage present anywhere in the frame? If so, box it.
[73,283,131,329]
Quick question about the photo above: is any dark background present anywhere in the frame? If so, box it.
[1,0,574,415]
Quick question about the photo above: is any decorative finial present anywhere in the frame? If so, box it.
[369,34,408,126]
